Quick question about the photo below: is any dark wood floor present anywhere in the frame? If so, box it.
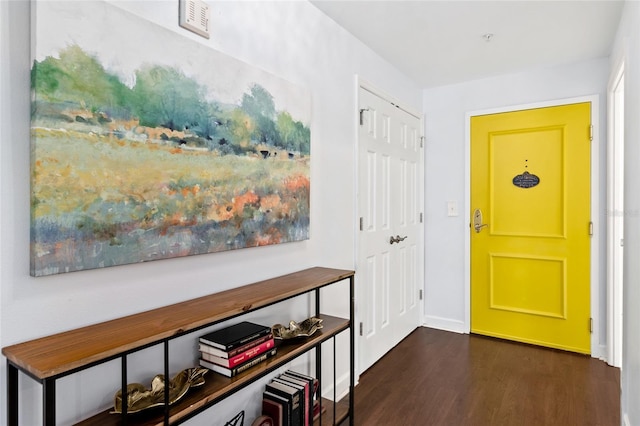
[348,327,620,426]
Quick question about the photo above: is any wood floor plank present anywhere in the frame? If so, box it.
[348,327,619,425]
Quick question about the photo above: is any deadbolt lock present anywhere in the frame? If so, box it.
[473,209,489,233]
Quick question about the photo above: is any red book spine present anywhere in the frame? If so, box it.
[200,333,272,358]
[201,338,275,368]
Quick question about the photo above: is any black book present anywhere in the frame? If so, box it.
[284,370,317,399]
[199,321,271,351]
[277,374,310,426]
[271,378,305,426]
[265,381,301,426]
[263,391,290,426]
[282,372,314,425]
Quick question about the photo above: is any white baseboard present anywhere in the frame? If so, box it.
[422,315,467,334]
[321,371,351,402]
[623,413,630,426]
[592,343,608,362]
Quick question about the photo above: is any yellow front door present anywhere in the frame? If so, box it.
[471,102,591,354]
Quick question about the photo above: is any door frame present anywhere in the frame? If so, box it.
[463,95,603,359]
[354,76,426,376]
[607,58,625,368]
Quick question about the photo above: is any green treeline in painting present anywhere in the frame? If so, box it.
[30,45,310,276]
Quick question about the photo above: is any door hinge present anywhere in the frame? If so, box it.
[420,136,425,148]
[589,125,593,142]
[359,322,363,336]
[419,289,423,300]
[359,217,364,231]
[589,221,594,236]
[420,212,423,223]
[359,108,370,126]
[590,318,593,333]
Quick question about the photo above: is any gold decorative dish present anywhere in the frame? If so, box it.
[112,367,208,414]
[271,317,323,340]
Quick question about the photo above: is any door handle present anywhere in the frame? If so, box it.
[473,209,489,233]
[390,235,408,244]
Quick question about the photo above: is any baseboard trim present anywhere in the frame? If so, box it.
[592,343,608,362]
[321,371,351,402]
[623,413,631,426]
[423,316,467,334]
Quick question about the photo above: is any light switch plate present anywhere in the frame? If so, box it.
[179,0,210,39]
[447,201,458,217]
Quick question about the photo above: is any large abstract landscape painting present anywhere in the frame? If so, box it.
[30,2,310,276]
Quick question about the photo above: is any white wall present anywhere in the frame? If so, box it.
[422,58,609,349]
[610,2,640,425]
[0,1,422,424]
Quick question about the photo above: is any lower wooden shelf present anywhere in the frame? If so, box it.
[75,315,349,426]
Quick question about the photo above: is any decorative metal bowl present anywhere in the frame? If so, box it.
[111,367,208,414]
[271,317,323,340]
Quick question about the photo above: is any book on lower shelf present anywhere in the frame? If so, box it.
[271,378,305,426]
[263,391,290,426]
[265,381,302,426]
[275,375,310,426]
[199,321,272,351]
[263,372,320,426]
[199,347,277,377]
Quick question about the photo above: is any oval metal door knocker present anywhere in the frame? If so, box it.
[512,171,540,189]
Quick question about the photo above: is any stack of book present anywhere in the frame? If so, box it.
[262,371,321,426]
[198,321,276,377]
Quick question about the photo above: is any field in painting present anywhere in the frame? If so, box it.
[30,45,310,276]
[31,126,309,275]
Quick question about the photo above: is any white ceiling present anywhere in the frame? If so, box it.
[311,0,625,88]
